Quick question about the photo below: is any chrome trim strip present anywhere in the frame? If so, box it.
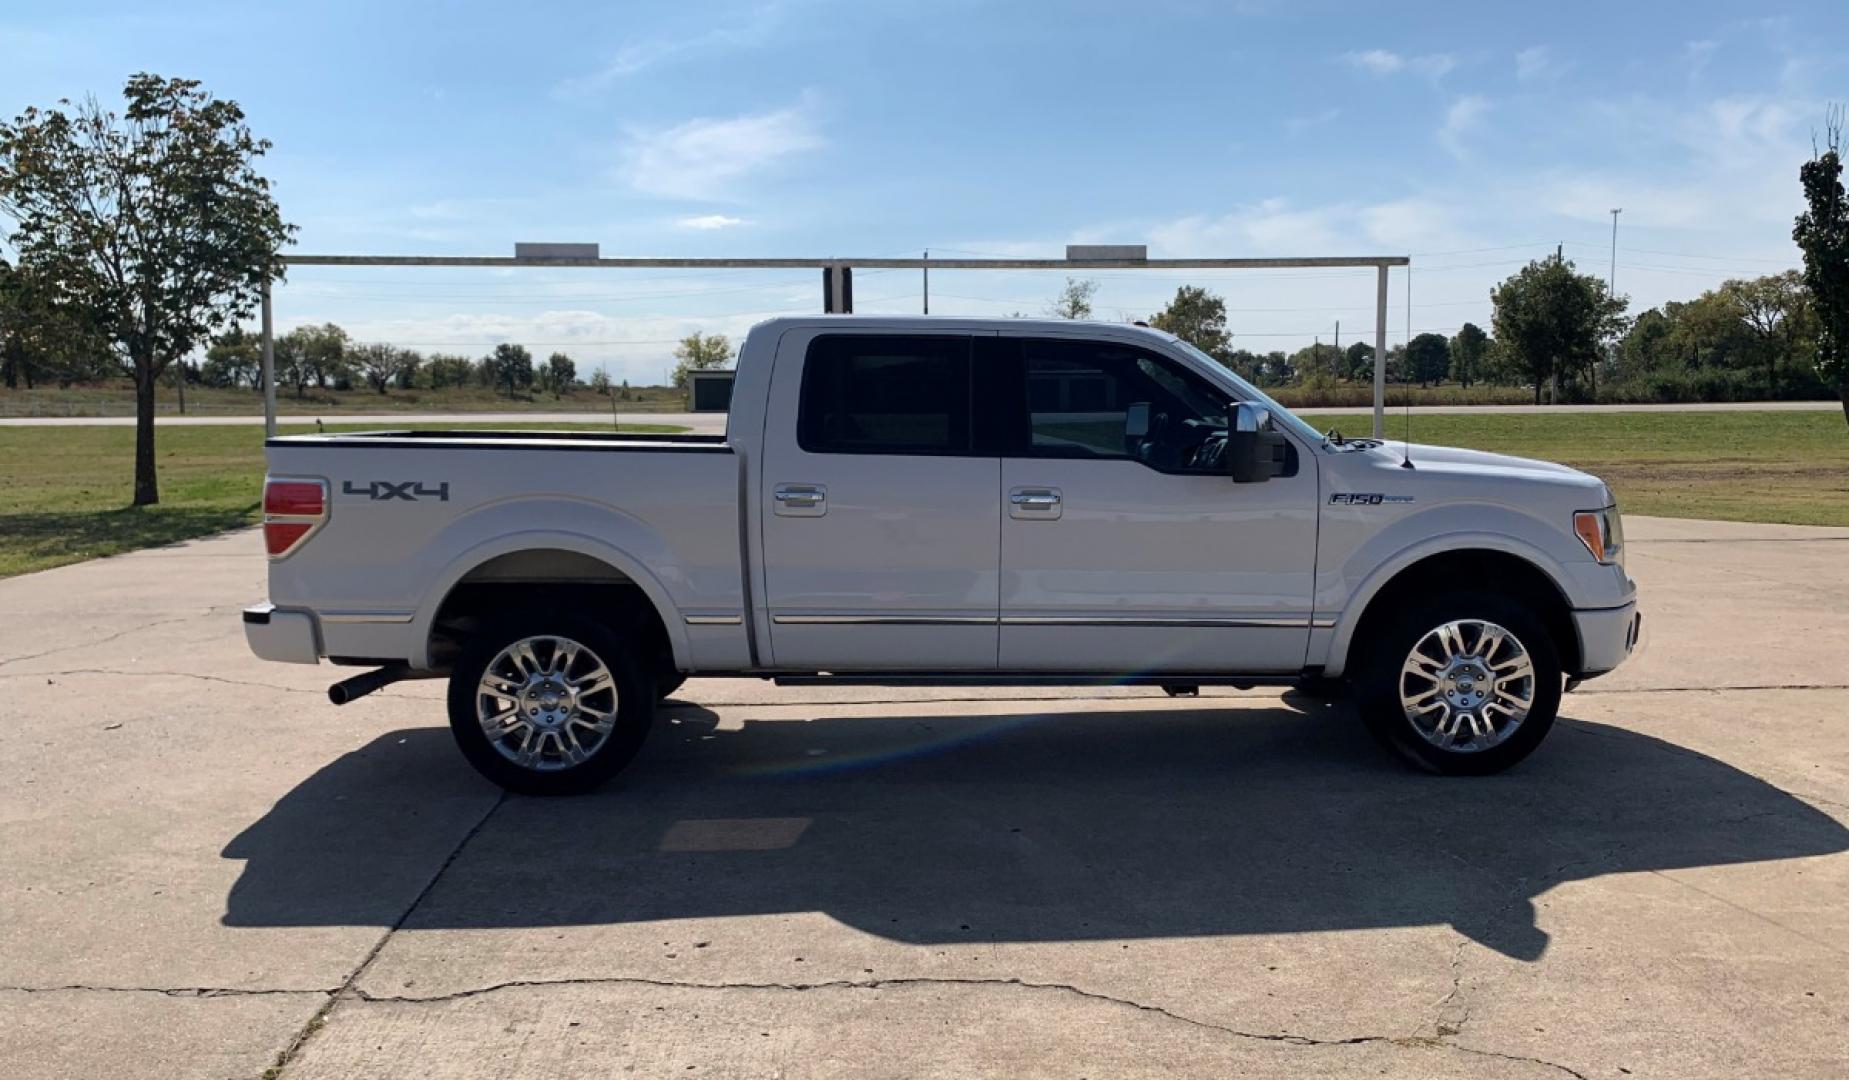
[1000,615,1309,628]
[684,614,745,626]
[772,614,998,625]
[1310,617,1338,629]
[319,611,416,624]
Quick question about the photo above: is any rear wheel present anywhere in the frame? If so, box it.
[446,614,654,795]
[1354,591,1560,775]
[656,673,687,702]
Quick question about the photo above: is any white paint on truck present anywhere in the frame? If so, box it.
[244,316,1638,791]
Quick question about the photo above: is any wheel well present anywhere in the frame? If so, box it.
[1345,549,1579,676]
[428,549,673,675]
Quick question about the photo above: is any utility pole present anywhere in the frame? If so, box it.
[1333,320,1341,377]
[922,249,930,315]
[1608,208,1622,295]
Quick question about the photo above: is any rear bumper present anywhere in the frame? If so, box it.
[243,603,321,665]
[1572,602,1640,678]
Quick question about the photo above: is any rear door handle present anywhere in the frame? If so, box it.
[773,483,827,517]
[1009,486,1062,520]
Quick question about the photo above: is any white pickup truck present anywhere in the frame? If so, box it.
[244,316,1638,793]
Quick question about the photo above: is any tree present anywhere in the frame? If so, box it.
[1719,271,1814,398]
[1289,342,1343,381]
[1450,323,1489,388]
[425,353,474,389]
[1046,277,1099,320]
[202,326,260,388]
[350,342,419,394]
[672,332,732,388]
[1342,341,1375,382]
[1405,332,1451,387]
[1,255,109,387]
[0,74,294,505]
[1794,108,1849,425]
[1148,285,1232,362]
[540,352,577,398]
[1490,256,1627,404]
[482,343,534,396]
[274,323,346,399]
[588,368,612,396]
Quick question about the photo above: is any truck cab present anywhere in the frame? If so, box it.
[246,316,1639,792]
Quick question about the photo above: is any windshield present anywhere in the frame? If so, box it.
[1167,338,1327,444]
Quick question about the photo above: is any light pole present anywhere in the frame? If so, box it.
[1608,208,1621,295]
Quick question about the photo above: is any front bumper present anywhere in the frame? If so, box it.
[1571,602,1640,678]
[243,603,321,665]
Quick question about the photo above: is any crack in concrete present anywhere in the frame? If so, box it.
[1431,938,1473,1038]
[1576,682,1849,695]
[262,790,507,1078]
[0,611,212,669]
[1449,1042,1594,1080]
[0,984,333,999]
[353,973,1396,1046]
[347,972,1599,1075]
[0,667,326,695]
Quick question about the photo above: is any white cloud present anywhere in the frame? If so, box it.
[1284,107,1341,133]
[1515,45,1564,82]
[1342,49,1456,80]
[1439,95,1491,159]
[555,4,788,97]
[622,99,824,201]
[675,214,749,230]
[1146,196,1474,258]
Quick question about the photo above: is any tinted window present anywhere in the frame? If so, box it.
[1020,339,1230,471]
[799,335,972,455]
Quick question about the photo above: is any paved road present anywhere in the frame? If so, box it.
[3,517,1847,1078]
[0,399,1840,430]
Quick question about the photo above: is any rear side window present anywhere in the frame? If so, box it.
[798,335,973,455]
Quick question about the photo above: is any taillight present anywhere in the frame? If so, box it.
[263,478,327,558]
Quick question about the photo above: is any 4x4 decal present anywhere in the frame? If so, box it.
[342,480,450,502]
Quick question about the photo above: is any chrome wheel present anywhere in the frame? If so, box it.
[1398,619,1535,753]
[475,635,618,771]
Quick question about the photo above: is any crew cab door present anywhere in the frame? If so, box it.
[758,329,1000,669]
[995,335,1318,672]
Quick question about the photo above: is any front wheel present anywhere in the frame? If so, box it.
[1353,591,1561,775]
[447,615,655,795]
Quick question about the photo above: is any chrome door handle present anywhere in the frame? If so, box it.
[773,483,827,517]
[1009,486,1062,520]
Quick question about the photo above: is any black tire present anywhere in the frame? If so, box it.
[656,673,687,702]
[446,613,655,795]
[1353,589,1561,775]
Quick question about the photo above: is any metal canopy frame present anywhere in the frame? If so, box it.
[260,253,1411,438]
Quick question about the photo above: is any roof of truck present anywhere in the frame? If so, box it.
[749,314,1182,342]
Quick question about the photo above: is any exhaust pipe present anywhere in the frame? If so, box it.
[328,664,415,705]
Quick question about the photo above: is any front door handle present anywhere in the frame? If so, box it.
[1009,486,1062,520]
[773,483,827,517]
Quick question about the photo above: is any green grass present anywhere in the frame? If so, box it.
[4,410,1846,580]
[0,382,690,418]
[0,422,684,578]
[1312,410,1849,527]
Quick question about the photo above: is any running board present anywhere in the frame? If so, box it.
[770,673,1303,689]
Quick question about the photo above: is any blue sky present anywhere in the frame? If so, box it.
[4,1,1845,382]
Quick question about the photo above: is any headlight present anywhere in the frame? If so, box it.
[1573,507,1624,566]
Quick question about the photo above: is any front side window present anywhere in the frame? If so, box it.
[1020,339,1230,472]
[798,335,972,455]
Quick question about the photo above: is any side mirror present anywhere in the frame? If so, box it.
[1226,402,1288,483]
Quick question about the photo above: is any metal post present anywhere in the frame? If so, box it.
[922,249,929,315]
[1608,208,1621,294]
[1373,265,1388,439]
[260,276,276,437]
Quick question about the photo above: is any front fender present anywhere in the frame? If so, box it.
[408,497,690,670]
[1315,506,1587,677]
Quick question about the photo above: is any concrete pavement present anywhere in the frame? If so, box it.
[1,517,1846,1078]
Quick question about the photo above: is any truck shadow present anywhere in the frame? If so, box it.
[221,700,1848,961]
